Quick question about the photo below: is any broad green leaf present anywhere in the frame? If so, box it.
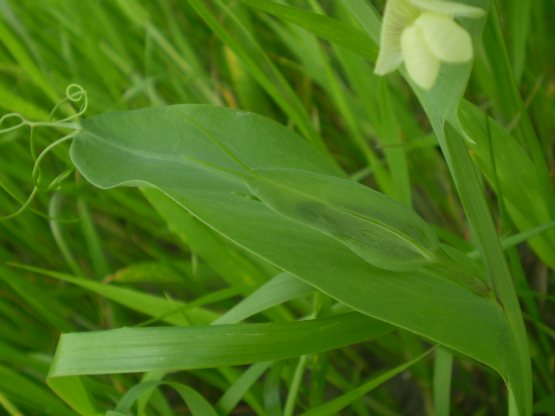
[69,104,521,401]
[245,168,439,272]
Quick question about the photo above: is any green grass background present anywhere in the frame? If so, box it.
[0,0,554,414]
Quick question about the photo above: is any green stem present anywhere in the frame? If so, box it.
[442,123,531,416]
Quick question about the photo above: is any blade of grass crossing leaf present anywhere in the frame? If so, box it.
[467,221,555,259]
[48,313,391,376]
[302,349,432,416]
[136,287,240,328]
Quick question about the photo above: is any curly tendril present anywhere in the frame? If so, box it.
[32,132,77,190]
[0,113,26,135]
[0,84,87,220]
[48,83,88,123]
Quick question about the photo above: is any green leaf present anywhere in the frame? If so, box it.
[217,362,272,414]
[245,168,439,272]
[48,313,391,377]
[215,272,314,325]
[69,104,521,399]
[433,348,454,416]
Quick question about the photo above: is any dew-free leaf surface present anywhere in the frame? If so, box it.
[69,104,522,406]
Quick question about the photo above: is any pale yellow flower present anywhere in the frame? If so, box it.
[375,0,485,89]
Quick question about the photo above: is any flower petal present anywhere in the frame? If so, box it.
[375,0,420,75]
[409,0,485,18]
[416,12,473,62]
[401,24,440,89]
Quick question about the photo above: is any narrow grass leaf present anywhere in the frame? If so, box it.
[0,364,75,416]
[188,0,328,152]
[459,101,555,268]
[217,362,271,414]
[113,381,217,416]
[214,272,314,325]
[302,349,432,416]
[48,313,391,377]
[433,348,454,416]
[11,264,217,325]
